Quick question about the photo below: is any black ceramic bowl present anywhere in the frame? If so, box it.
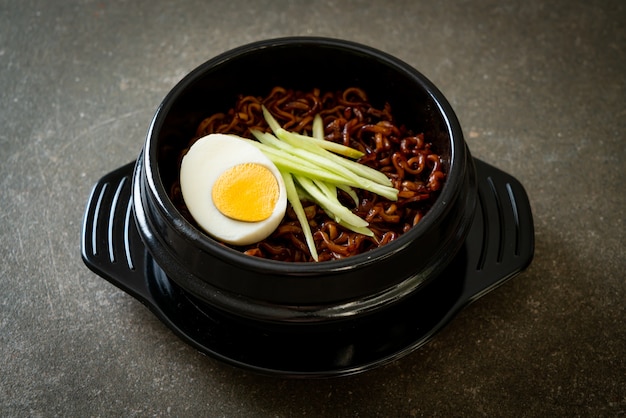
[131,37,477,324]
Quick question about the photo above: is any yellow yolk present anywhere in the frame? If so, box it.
[211,163,279,222]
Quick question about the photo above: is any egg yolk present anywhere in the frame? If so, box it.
[212,163,280,222]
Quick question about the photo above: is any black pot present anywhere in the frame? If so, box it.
[82,37,534,376]
[133,37,476,322]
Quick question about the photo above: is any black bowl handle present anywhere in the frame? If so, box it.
[80,161,154,305]
[457,159,535,306]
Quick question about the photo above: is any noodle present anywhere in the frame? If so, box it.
[170,87,446,262]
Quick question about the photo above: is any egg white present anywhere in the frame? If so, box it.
[180,133,287,246]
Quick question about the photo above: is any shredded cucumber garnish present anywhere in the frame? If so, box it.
[228,106,399,261]
[280,169,319,262]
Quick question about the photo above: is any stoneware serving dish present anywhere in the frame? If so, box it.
[81,37,534,377]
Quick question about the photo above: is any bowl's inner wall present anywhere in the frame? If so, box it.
[156,43,452,204]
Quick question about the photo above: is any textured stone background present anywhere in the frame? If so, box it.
[1,0,624,416]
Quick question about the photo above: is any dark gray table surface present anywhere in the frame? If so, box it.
[2,1,624,416]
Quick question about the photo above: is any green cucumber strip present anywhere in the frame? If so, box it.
[312,114,324,140]
[251,130,398,201]
[280,170,318,261]
[276,128,391,186]
[296,176,369,228]
[263,105,364,159]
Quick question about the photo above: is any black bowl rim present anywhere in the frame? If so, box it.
[143,36,466,275]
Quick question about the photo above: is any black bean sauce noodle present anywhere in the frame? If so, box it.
[170,87,446,262]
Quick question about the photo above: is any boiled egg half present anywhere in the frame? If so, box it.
[180,133,287,246]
